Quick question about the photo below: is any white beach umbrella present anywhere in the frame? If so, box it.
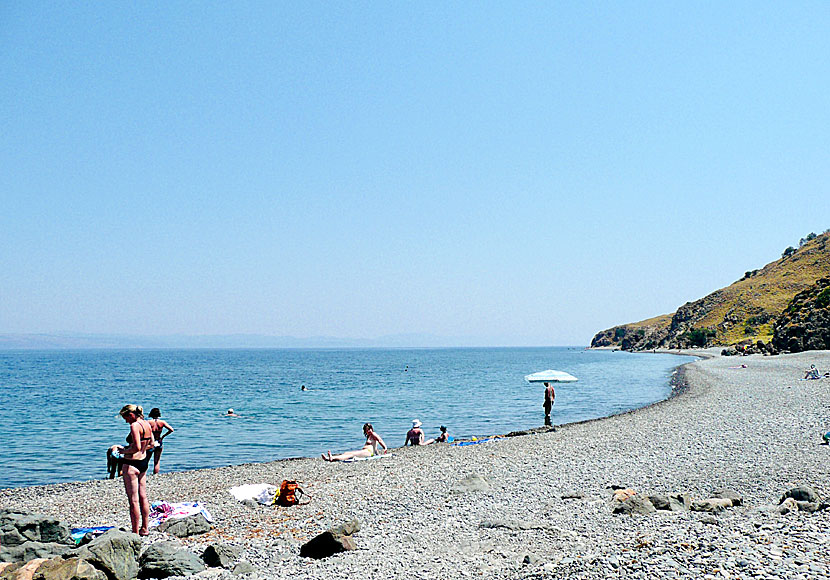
[524,369,578,383]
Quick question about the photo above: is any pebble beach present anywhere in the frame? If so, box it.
[3,350,830,579]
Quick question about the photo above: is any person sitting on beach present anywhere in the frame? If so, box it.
[434,425,450,443]
[147,407,174,475]
[405,419,425,446]
[323,423,388,461]
[109,404,155,535]
[804,365,820,380]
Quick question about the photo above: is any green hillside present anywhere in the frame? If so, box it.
[591,231,830,350]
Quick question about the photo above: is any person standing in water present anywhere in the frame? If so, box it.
[543,382,556,427]
[147,408,174,475]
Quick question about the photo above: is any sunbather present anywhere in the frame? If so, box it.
[804,365,820,380]
[323,423,387,461]
[405,419,425,446]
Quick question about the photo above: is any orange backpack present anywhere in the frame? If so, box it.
[275,479,309,506]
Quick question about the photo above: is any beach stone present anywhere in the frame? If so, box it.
[299,531,356,559]
[299,520,360,560]
[561,491,586,500]
[780,486,820,504]
[75,529,142,580]
[648,495,672,510]
[712,488,743,506]
[157,514,212,537]
[691,499,732,513]
[202,544,241,568]
[232,561,255,575]
[479,520,551,531]
[32,557,107,580]
[452,473,490,493]
[328,519,360,537]
[777,498,799,515]
[138,541,205,578]
[795,501,821,513]
[611,494,655,515]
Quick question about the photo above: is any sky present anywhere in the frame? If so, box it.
[2,2,830,346]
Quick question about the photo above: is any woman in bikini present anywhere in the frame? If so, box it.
[322,423,387,461]
[109,404,155,535]
[147,407,174,474]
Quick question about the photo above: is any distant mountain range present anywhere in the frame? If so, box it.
[0,332,498,350]
[591,231,830,352]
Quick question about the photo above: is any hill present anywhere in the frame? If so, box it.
[591,231,830,351]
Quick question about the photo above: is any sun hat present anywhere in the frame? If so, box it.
[412,419,422,428]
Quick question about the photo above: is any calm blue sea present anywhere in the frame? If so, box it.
[0,347,695,489]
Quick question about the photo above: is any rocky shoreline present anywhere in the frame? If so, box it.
[2,350,830,579]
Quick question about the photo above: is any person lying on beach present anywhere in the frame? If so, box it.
[147,407,174,475]
[322,423,388,461]
[405,419,425,446]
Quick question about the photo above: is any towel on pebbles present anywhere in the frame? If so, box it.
[228,484,277,504]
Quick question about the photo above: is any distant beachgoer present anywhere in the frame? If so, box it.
[804,365,820,380]
[301,385,307,391]
[226,408,241,417]
[405,419,425,446]
[543,382,556,427]
[109,404,155,535]
[147,408,174,475]
[434,425,450,443]
[323,423,387,461]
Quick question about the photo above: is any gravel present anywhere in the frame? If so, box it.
[2,350,829,579]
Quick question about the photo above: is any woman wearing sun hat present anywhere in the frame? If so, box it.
[405,419,425,446]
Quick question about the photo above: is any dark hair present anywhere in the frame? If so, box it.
[440,425,446,432]
[363,423,373,432]
[149,408,161,418]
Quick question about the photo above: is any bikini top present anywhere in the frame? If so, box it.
[126,422,153,449]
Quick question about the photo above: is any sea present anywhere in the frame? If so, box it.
[0,347,696,489]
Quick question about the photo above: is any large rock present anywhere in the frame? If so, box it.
[712,488,743,506]
[647,494,689,511]
[33,557,107,580]
[157,514,212,538]
[777,497,799,515]
[0,511,72,549]
[691,498,732,513]
[1,541,74,564]
[780,486,821,504]
[202,544,241,568]
[772,277,830,352]
[299,520,361,560]
[75,529,142,580]
[610,491,655,515]
[138,542,205,579]
[0,559,48,580]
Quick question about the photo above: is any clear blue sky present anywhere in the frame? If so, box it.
[2,2,829,346]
